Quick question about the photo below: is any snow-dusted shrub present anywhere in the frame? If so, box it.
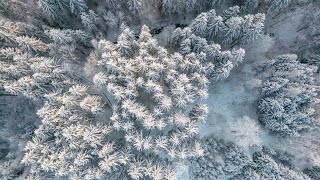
[258,54,319,137]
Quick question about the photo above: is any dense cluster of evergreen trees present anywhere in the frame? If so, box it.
[0,0,319,179]
[190,137,311,180]
[258,54,319,137]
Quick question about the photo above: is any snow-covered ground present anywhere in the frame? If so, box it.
[199,34,275,152]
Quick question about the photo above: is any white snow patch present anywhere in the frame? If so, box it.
[199,34,276,153]
[175,161,190,180]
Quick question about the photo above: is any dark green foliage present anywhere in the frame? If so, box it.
[304,166,320,180]
[0,139,9,160]
[160,0,222,16]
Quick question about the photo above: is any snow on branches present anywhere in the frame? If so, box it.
[258,54,319,137]
[22,25,210,180]
[188,7,265,45]
[92,25,208,160]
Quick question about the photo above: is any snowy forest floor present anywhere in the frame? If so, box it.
[198,34,271,148]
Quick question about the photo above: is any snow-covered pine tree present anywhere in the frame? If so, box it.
[105,0,117,8]
[249,151,310,179]
[0,19,74,99]
[37,0,66,25]
[45,28,91,62]
[221,6,240,20]
[304,166,320,180]
[258,54,319,137]
[69,0,87,15]
[160,0,178,16]
[206,9,226,38]
[1,54,72,99]
[241,13,265,44]
[171,23,246,81]
[223,16,244,44]
[184,7,265,45]
[190,137,251,179]
[81,10,99,32]
[197,0,222,11]
[127,0,142,16]
[0,19,48,53]
[38,0,87,25]
[190,12,208,37]
[45,28,90,46]
[241,0,260,13]
[160,0,199,16]
[160,0,223,16]
[266,0,292,14]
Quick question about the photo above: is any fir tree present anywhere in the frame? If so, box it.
[258,54,319,137]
